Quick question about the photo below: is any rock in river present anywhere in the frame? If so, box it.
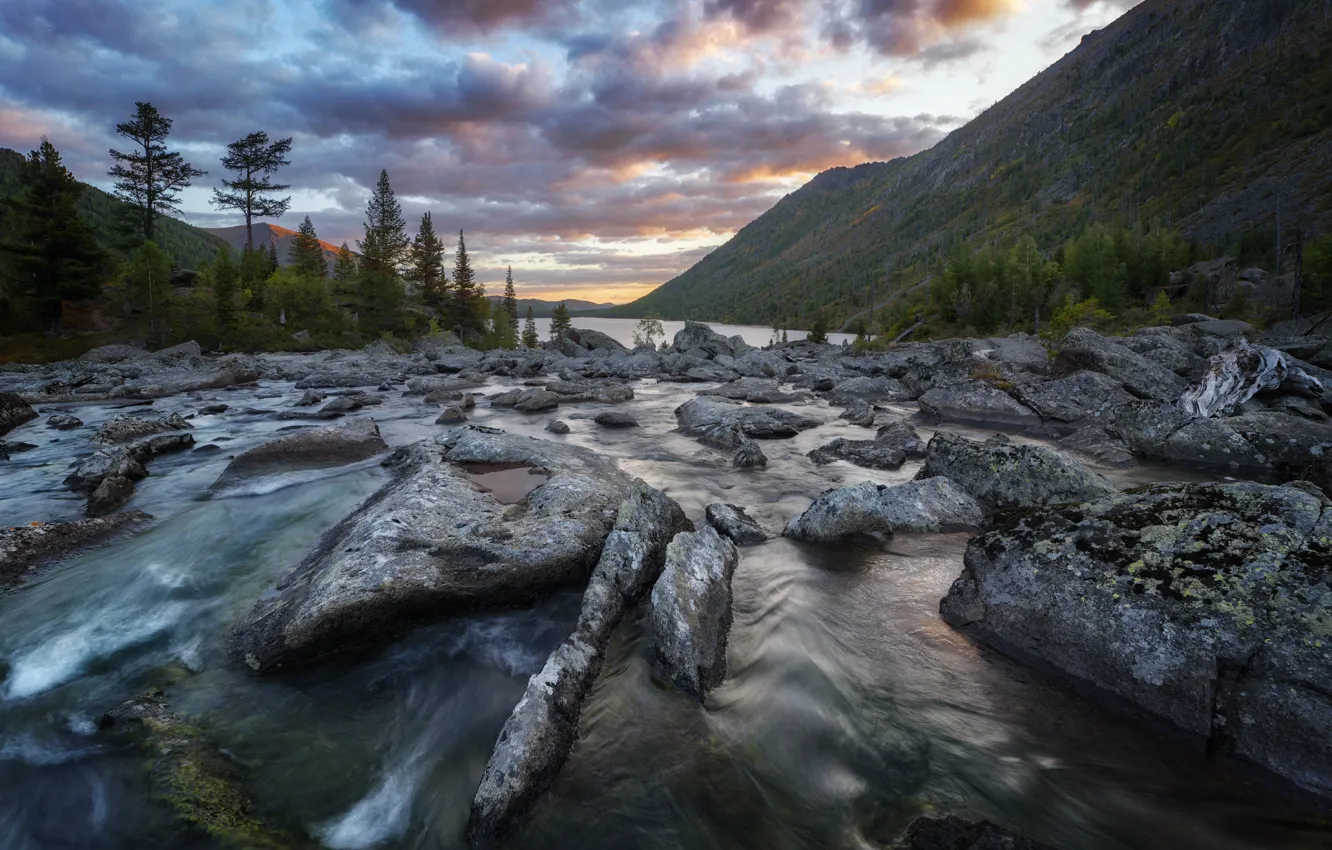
[705,503,766,546]
[228,427,635,673]
[213,419,389,486]
[917,380,1043,432]
[807,438,906,471]
[1,510,151,589]
[940,482,1332,795]
[891,814,1058,850]
[648,524,739,700]
[784,478,985,543]
[594,411,639,429]
[916,432,1115,511]
[675,397,820,440]
[1,393,38,438]
[94,412,193,444]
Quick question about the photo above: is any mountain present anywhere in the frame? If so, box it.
[610,0,1332,325]
[0,147,229,270]
[486,296,618,317]
[203,223,344,277]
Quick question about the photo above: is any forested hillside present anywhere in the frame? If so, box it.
[205,223,342,277]
[611,0,1332,328]
[0,147,227,269]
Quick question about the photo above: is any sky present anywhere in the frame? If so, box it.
[0,0,1140,303]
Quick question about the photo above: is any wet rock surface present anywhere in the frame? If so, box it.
[916,432,1116,510]
[785,478,985,543]
[807,437,906,470]
[875,421,928,458]
[648,524,739,700]
[594,411,639,428]
[675,397,820,441]
[891,814,1058,850]
[0,393,39,437]
[67,432,196,515]
[94,412,193,444]
[704,502,766,545]
[941,481,1332,795]
[1,510,152,588]
[213,419,389,485]
[918,381,1043,431]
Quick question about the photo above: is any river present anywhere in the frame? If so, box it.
[0,370,1324,849]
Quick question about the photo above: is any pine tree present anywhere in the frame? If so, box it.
[239,247,271,309]
[407,212,445,307]
[521,304,540,348]
[358,170,409,274]
[549,302,572,340]
[289,215,328,279]
[452,230,483,331]
[333,242,358,291]
[0,139,108,329]
[108,102,205,243]
[211,131,293,251]
[210,246,238,325]
[502,266,519,333]
[265,242,280,276]
[491,302,516,348]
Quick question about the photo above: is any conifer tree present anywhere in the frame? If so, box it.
[407,212,445,307]
[239,247,270,309]
[502,266,519,333]
[358,170,409,274]
[491,303,516,348]
[125,240,173,344]
[211,131,293,251]
[289,215,328,279]
[210,246,238,325]
[549,302,572,340]
[521,304,540,348]
[452,230,483,331]
[265,241,280,276]
[333,242,358,291]
[108,102,205,243]
[0,139,107,328]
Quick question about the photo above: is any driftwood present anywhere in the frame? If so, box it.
[893,319,925,344]
[1178,339,1322,418]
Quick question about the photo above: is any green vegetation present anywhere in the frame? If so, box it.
[522,305,540,347]
[288,216,327,280]
[407,211,445,308]
[608,0,1332,331]
[502,266,519,335]
[633,315,664,348]
[549,302,572,340]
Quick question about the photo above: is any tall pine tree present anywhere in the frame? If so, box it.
[502,266,519,333]
[289,215,328,279]
[0,139,107,329]
[333,242,358,291]
[521,304,540,348]
[407,212,446,308]
[211,131,293,251]
[549,302,572,340]
[108,102,205,243]
[452,230,483,332]
[358,170,409,274]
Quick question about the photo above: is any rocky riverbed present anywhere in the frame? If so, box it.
[0,317,1330,849]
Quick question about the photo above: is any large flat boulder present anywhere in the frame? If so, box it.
[1056,327,1190,401]
[1,510,151,589]
[784,478,985,543]
[941,482,1332,795]
[916,432,1115,510]
[94,412,192,444]
[648,525,739,700]
[807,438,906,470]
[227,427,634,673]
[212,419,389,486]
[675,397,820,440]
[1103,401,1272,473]
[1014,371,1134,426]
[917,381,1042,431]
[671,321,744,359]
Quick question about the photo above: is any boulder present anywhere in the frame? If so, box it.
[88,476,138,517]
[704,503,766,546]
[228,428,635,673]
[544,419,570,435]
[875,422,927,459]
[1013,371,1134,426]
[732,440,768,468]
[695,422,770,467]
[784,478,985,543]
[46,413,84,430]
[67,432,195,515]
[94,412,192,444]
[940,482,1332,796]
[594,412,639,429]
[1056,426,1136,469]
[1,510,152,589]
[295,390,324,407]
[436,405,468,425]
[807,438,905,471]
[514,390,561,413]
[0,392,38,437]
[1103,401,1270,472]
[698,377,789,402]
[78,343,146,363]
[917,381,1042,431]
[466,480,691,845]
[214,420,389,485]
[838,398,876,427]
[826,376,913,405]
[1179,340,1324,418]
[199,404,228,415]
[152,340,202,359]
[1224,412,1332,472]
[671,321,739,359]
[891,814,1058,850]
[648,525,740,700]
[1056,327,1190,401]
[916,432,1115,510]
[567,327,629,355]
[675,397,820,440]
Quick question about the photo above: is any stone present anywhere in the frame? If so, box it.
[466,480,690,845]
[514,390,561,412]
[891,814,1058,850]
[1014,371,1135,426]
[46,413,83,430]
[838,398,876,427]
[436,405,468,425]
[317,396,362,414]
[94,412,193,444]
[295,390,324,407]
[671,321,740,358]
[826,376,913,405]
[152,340,202,359]
[698,377,787,402]
[1,510,152,589]
[875,421,927,458]
[732,440,768,468]
[66,432,195,514]
[648,525,740,700]
[916,432,1115,510]
[228,428,636,673]
[566,327,629,354]
[594,412,639,429]
[807,438,906,471]
[78,343,146,363]
[704,503,766,545]
[88,475,137,516]
[784,478,985,543]
[545,419,570,435]
[675,397,820,440]
[213,419,388,486]
[940,482,1332,796]
[1103,401,1269,472]
[199,404,228,415]
[1056,426,1137,469]
[917,381,1043,431]
[1056,327,1190,401]
[0,392,38,437]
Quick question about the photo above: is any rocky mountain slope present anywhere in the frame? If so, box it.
[612,0,1332,325]
[203,222,343,276]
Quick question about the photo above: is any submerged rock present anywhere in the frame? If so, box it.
[704,503,766,546]
[467,480,691,846]
[46,413,84,430]
[916,432,1115,510]
[941,482,1332,795]
[807,438,906,470]
[648,525,740,700]
[891,814,1058,850]
[1,510,151,588]
[595,411,639,429]
[784,478,985,543]
[544,419,570,435]
[228,427,634,673]
[213,419,388,485]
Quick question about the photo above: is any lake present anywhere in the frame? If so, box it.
[531,316,858,348]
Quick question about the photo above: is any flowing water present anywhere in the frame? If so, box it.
[0,372,1327,850]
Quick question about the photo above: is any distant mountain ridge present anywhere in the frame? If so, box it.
[0,147,228,269]
[486,296,617,317]
[610,0,1332,324]
[203,223,344,277]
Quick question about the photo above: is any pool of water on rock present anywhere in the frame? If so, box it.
[0,370,1326,849]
